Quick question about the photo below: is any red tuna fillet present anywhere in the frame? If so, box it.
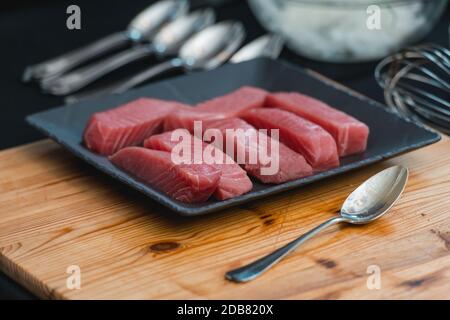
[144,131,253,200]
[242,109,339,171]
[202,118,313,184]
[110,147,221,203]
[195,86,268,117]
[84,98,189,155]
[164,86,267,132]
[163,108,226,132]
[266,92,369,156]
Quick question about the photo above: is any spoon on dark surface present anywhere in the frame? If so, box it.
[66,32,283,104]
[23,0,188,82]
[65,21,246,103]
[41,9,216,95]
[226,165,409,283]
[229,34,284,64]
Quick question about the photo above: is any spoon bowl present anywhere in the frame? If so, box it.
[127,0,189,41]
[179,21,246,71]
[152,8,216,56]
[73,21,245,100]
[65,20,247,103]
[340,165,409,224]
[230,34,284,64]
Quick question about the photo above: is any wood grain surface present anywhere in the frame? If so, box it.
[0,138,449,299]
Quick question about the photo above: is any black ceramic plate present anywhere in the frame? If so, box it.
[26,58,440,216]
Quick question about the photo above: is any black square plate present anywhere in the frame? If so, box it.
[26,58,440,216]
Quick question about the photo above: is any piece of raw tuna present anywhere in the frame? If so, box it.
[84,98,189,156]
[242,108,339,171]
[163,86,267,132]
[202,118,313,184]
[195,86,268,117]
[110,147,221,203]
[266,92,369,156]
[144,131,253,200]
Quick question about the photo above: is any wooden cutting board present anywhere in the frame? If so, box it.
[0,138,449,299]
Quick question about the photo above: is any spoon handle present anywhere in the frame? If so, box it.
[41,45,154,96]
[113,59,182,93]
[225,216,346,283]
[66,59,181,103]
[23,31,130,82]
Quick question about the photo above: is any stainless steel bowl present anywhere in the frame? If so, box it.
[248,0,448,62]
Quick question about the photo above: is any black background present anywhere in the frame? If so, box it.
[0,0,448,299]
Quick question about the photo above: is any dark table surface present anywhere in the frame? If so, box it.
[0,0,448,299]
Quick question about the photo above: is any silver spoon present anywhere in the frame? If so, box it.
[67,31,283,104]
[65,33,279,104]
[226,165,409,283]
[41,9,215,96]
[23,0,188,82]
[229,34,284,64]
[65,21,245,103]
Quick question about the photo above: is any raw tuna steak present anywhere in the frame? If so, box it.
[202,118,313,184]
[195,86,268,117]
[110,147,221,203]
[266,92,369,156]
[242,109,339,171]
[144,131,253,200]
[84,98,188,155]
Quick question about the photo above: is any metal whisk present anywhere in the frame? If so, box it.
[375,44,450,135]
